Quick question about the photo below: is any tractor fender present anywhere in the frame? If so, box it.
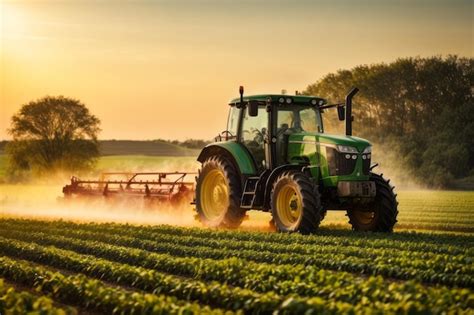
[197,142,257,178]
[263,164,306,209]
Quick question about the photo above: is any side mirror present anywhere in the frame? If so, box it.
[248,100,258,117]
[337,106,345,121]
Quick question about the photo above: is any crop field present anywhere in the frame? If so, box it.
[0,218,472,314]
[322,190,474,233]
[0,155,473,314]
[0,200,473,314]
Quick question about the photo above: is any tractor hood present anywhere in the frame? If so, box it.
[290,132,371,153]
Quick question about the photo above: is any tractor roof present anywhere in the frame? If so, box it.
[229,94,327,106]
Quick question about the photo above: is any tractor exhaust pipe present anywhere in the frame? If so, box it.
[345,87,359,136]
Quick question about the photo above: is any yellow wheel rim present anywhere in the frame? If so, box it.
[353,211,375,225]
[200,169,229,220]
[276,184,302,228]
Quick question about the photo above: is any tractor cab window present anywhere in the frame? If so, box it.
[299,108,320,133]
[277,107,320,134]
[226,106,240,140]
[240,105,268,170]
[276,106,321,164]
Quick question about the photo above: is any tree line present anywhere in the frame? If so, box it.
[305,55,473,187]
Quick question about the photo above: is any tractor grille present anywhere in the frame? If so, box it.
[362,156,371,175]
[326,147,357,176]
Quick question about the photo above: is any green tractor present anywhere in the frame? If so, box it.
[195,86,398,233]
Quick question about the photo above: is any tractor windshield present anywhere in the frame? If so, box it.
[319,107,346,134]
[277,106,322,134]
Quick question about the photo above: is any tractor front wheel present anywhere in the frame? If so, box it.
[271,171,322,234]
[195,156,246,228]
[347,173,398,232]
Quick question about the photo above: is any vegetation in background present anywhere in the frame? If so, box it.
[164,139,211,150]
[99,140,200,156]
[95,155,198,173]
[5,96,100,180]
[305,55,473,188]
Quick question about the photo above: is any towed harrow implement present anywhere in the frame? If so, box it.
[63,172,196,205]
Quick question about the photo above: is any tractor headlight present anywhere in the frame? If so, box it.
[278,97,285,104]
[336,145,358,153]
[362,146,372,154]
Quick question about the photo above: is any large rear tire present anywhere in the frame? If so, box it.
[270,171,322,234]
[195,156,246,228]
[347,173,398,232]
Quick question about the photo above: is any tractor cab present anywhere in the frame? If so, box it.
[226,95,325,171]
[195,87,398,234]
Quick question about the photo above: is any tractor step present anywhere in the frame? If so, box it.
[240,177,260,209]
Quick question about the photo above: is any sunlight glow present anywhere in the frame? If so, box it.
[2,2,30,38]
[0,1,472,140]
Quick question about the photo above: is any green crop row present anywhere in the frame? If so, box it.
[0,279,74,315]
[13,218,464,263]
[5,218,467,255]
[398,216,474,224]
[0,227,472,314]
[0,236,364,314]
[0,256,226,315]
[143,221,473,249]
[399,209,473,216]
[398,211,474,223]
[67,222,469,272]
[1,221,471,287]
[395,223,474,233]
[1,218,469,256]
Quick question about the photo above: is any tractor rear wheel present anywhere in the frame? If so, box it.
[270,171,322,234]
[347,173,398,232]
[195,156,246,228]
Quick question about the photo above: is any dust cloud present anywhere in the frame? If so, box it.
[371,142,422,190]
[0,157,198,225]
[0,182,198,226]
[0,168,273,231]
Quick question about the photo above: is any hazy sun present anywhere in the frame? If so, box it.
[1,1,30,39]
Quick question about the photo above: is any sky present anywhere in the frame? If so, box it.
[1,0,472,140]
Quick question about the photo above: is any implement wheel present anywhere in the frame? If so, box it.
[271,171,322,234]
[196,156,246,228]
[347,173,398,232]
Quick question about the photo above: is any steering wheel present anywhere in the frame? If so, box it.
[276,127,300,138]
[220,130,235,140]
[251,128,264,138]
[250,128,267,143]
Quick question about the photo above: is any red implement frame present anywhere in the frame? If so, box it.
[63,172,196,202]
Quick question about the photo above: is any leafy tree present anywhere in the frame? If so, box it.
[305,56,473,188]
[6,96,101,178]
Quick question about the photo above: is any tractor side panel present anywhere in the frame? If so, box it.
[287,135,321,182]
[197,142,257,175]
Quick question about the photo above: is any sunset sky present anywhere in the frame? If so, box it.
[1,0,472,140]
